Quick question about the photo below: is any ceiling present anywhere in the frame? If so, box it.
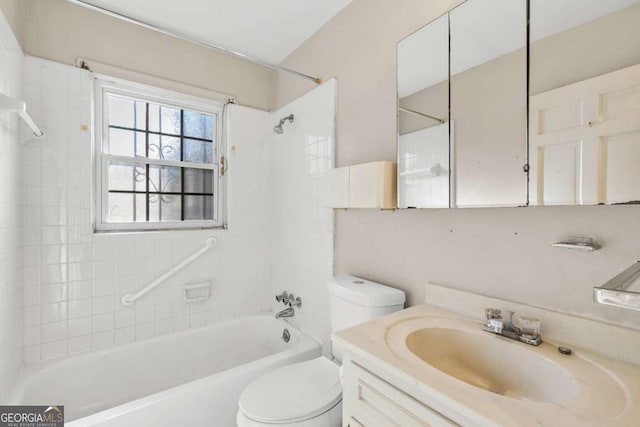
[75,0,354,64]
[398,0,640,98]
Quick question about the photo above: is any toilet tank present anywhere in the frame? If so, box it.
[328,275,406,333]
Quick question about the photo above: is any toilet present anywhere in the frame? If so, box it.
[237,275,406,426]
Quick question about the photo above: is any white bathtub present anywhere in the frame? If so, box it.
[8,316,320,426]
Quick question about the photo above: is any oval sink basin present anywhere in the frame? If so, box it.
[385,315,627,419]
[405,327,576,402]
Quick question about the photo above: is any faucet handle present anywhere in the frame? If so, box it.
[275,291,288,304]
[485,308,502,320]
[519,316,541,337]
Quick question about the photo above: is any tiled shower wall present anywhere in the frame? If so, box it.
[271,80,336,355]
[21,56,275,363]
[0,11,24,399]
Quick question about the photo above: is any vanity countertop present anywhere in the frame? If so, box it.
[333,304,640,426]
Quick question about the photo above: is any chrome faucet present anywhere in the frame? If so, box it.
[503,311,521,335]
[483,308,541,346]
[275,307,295,319]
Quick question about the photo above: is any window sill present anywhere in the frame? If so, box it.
[93,225,227,235]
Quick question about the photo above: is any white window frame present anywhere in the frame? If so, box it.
[93,75,224,232]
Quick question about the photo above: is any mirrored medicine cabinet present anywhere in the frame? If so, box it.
[397,0,640,209]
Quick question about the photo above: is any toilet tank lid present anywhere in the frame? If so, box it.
[327,275,406,307]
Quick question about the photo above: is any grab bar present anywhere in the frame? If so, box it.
[121,237,217,306]
[0,93,45,138]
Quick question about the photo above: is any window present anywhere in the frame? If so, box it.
[94,77,224,231]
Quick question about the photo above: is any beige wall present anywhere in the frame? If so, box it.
[277,0,462,165]
[0,0,24,46]
[277,0,640,329]
[21,0,275,110]
[531,3,640,95]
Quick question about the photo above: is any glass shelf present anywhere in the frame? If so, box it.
[594,261,640,312]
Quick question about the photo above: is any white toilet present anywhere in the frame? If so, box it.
[237,275,406,426]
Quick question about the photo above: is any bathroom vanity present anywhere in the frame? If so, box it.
[334,286,640,426]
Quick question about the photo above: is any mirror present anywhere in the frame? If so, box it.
[397,0,527,209]
[397,14,450,209]
[529,0,640,206]
[450,0,527,208]
[397,0,640,208]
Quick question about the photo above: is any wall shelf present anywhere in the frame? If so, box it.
[0,93,44,139]
[552,237,600,251]
[594,261,640,312]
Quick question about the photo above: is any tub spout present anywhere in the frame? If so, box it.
[275,307,295,319]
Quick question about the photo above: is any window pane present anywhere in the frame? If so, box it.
[101,86,220,228]
[149,194,181,222]
[184,168,213,194]
[108,162,146,192]
[183,138,214,164]
[108,129,146,157]
[135,194,146,222]
[148,134,181,161]
[183,110,213,140]
[107,193,135,222]
[108,95,146,130]
[149,103,181,135]
[148,165,181,193]
[184,195,213,220]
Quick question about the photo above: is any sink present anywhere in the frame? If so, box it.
[405,327,576,402]
[384,315,627,418]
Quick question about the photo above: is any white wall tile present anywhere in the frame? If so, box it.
[114,327,134,345]
[41,321,66,343]
[41,341,67,360]
[68,317,91,338]
[68,335,91,354]
[91,330,114,349]
[0,9,24,400]
[270,81,336,354]
[18,57,335,368]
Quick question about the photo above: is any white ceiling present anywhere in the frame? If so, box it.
[398,0,640,99]
[76,0,354,64]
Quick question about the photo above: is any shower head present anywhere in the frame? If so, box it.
[273,114,294,134]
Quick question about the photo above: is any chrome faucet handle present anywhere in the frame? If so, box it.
[508,310,515,323]
[275,291,289,304]
[289,296,302,308]
[485,308,502,320]
[484,308,503,333]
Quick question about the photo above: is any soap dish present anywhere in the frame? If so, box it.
[552,237,600,251]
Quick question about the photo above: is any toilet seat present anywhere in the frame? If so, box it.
[238,357,342,423]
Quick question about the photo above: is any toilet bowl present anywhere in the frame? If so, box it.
[237,275,406,426]
[236,357,342,427]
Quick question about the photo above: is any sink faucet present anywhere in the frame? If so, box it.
[503,311,521,335]
[483,308,541,346]
[275,307,295,319]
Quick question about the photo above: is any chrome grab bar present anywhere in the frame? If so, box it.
[120,237,217,306]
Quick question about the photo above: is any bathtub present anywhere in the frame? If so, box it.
[7,316,320,426]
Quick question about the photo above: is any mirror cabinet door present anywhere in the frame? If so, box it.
[397,14,450,209]
[450,0,528,208]
[529,0,640,206]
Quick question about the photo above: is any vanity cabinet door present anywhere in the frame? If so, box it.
[343,361,459,427]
